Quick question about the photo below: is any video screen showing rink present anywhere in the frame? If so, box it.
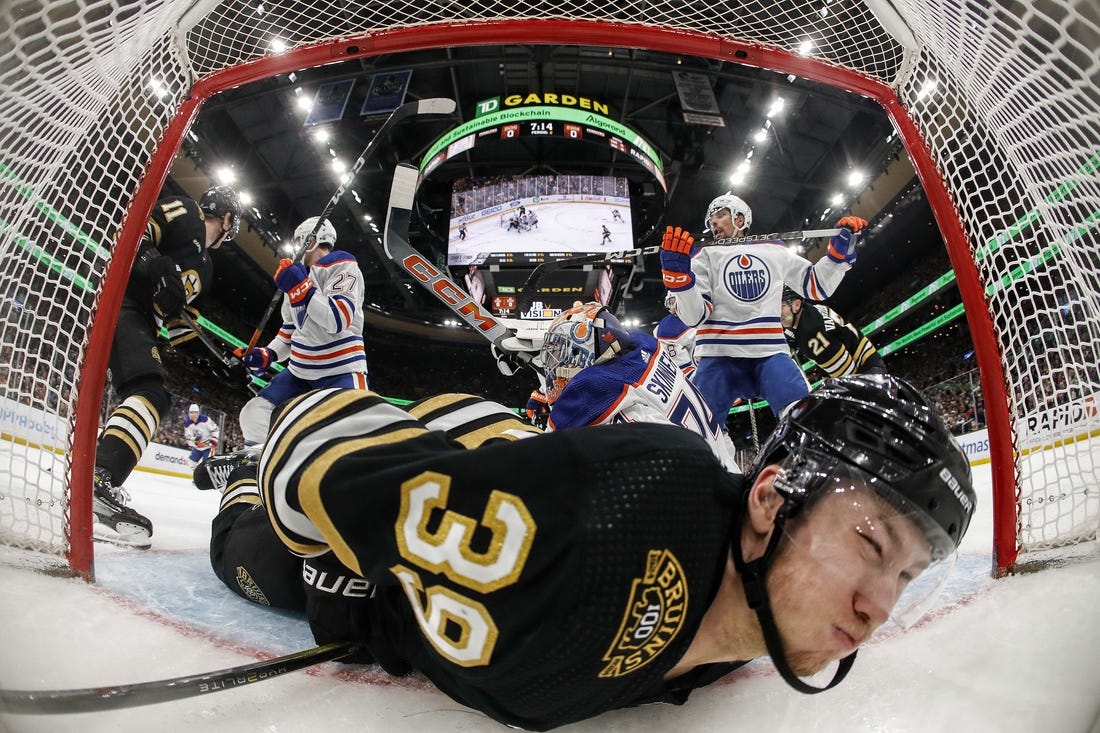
[447,173,632,266]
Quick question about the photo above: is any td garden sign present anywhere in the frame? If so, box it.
[475,94,611,117]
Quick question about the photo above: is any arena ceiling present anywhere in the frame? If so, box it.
[168,43,933,342]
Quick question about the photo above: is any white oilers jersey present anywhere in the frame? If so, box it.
[268,250,367,380]
[675,241,849,359]
[183,414,220,450]
[548,332,740,474]
[653,314,697,374]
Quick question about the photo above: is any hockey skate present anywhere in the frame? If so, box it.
[194,446,260,492]
[92,467,153,550]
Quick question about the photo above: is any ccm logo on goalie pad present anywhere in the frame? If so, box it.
[402,254,498,333]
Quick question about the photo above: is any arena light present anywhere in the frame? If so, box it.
[215,166,236,185]
[848,170,866,187]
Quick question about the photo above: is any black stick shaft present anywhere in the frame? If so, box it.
[0,642,358,714]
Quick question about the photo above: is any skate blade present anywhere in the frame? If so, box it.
[93,521,152,550]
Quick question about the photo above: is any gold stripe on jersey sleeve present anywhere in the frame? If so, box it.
[297,427,428,576]
[450,417,542,449]
[262,390,374,556]
[262,389,425,558]
[817,348,855,378]
[147,219,162,247]
[406,393,480,422]
[854,337,878,366]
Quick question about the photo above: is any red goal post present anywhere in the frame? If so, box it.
[0,1,1097,579]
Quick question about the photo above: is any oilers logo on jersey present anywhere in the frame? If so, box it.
[722,253,771,302]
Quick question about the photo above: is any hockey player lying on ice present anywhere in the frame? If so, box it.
[207,374,974,730]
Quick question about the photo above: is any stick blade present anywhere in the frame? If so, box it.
[416,98,457,115]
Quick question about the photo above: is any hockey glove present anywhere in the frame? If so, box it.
[149,255,187,319]
[233,346,274,374]
[826,216,868,265]
[660,226,696,291]
[274,258,315,306]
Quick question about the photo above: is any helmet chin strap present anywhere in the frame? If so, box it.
[731,504,857,694]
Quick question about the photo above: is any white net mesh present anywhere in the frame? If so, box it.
[0,0,1097,574]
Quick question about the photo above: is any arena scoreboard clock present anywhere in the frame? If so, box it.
[419,105,666,191]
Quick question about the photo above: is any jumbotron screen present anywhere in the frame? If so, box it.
[447,173,632,267]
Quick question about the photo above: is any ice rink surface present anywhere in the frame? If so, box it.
[1,449,1098,733]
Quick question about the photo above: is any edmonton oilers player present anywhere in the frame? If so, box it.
[539,301,738,473]
[660,193,866,422]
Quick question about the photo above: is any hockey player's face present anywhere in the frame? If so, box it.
[780,300,798,327]
[710,209,745,238]
[763,486,932,675]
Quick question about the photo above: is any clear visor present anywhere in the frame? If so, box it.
[774,461,958,629]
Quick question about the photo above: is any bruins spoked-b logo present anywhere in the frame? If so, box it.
[600,549,688,678]
[722,253,770,302]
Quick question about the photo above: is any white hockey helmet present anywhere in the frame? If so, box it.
[188,403,200,414]
[705,194,752,233]
[293,216,337,252]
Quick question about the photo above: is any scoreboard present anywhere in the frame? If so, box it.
[419,105,666,191]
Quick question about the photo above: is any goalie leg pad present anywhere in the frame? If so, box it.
[240,395,277,445]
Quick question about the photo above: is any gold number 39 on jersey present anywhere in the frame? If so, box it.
[391,470,536,667]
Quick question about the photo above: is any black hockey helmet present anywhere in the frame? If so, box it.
[733,374,975,694]
[749,373,975,548]
[780,287,802,306]
[199,185,242,241]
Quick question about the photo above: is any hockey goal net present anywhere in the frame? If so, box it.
[1,0,1097,578]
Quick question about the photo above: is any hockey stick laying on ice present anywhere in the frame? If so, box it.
[383,162,540,376]
[0,641,358,714]
[516,228,841,312]
[243,97,457,355]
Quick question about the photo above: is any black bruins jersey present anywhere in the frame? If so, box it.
[128,195,214,344]
[258,389,746,730]
[787,303,885,378]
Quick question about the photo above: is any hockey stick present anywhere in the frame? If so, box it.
[178,311,260,393]
[0,641,358,714]
[243,97,457,354]
[383,162,540,376]
[516,228,841,312]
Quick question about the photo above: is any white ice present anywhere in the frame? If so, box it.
[1,452,1098,733]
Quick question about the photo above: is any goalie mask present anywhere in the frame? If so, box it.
[705,193,752,233]
[199,185,242,241]
[293,216,338,253]
[539,302,632,404]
